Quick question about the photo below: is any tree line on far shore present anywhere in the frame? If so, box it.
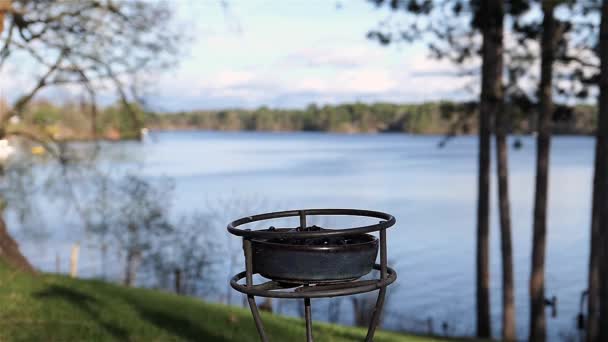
[3,98,598,139]
[147,101,595,135]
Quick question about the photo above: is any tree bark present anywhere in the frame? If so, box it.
[0,213,35,273]
[596,2,608,342]
[497,122,516,341]
[530,3,557,341]
[587,76,604,342]
[476,0,504,337]
[0,0,34,274]
[476,54,492,337]
[483,1,515,340]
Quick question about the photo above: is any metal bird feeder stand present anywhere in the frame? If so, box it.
[228,209,397,342]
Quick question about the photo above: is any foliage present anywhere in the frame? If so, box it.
[143,212,221,297]
[8,100,146,140]
[86,174,175,286]
[145,102,474,134]
[9,100,599,137]
[365,1,603,118]
[0,0,181,270]
[146,102,597,135]
[1,0,180,122]
[97,102,146,140]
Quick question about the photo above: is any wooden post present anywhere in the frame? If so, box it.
[69,244,80,278]
[100,243,107,280]
[174,268,182,295]
[55,252,60,273]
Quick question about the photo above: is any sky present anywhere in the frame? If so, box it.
[1,0,477,112]
[146,0,475,111]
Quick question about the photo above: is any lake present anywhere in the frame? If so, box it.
[10,131,595,340]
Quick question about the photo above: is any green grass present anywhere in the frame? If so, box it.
[0,263,448,342]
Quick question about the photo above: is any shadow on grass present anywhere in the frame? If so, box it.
[125,302,230,342]
[35,284,231,341]
[34,285,129,339]
[104,285,231,342]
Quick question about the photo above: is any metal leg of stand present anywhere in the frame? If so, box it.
[248,295,268,342]
[300,211,314,341]
[244,238,268,342]
[304,298,313,342]
[364,287,386,342]
[365,228,388,342]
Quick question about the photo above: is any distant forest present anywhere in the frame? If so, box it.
[147,102,597,135]
[4,100,597,141]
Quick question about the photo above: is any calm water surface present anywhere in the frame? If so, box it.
[13,131,595,340]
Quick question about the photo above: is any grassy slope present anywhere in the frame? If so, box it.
[0,264,445,342]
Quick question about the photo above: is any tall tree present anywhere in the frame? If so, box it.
[0,0,34,272]
[496,108,515,342]
[366,1,491,335]
[476,0,503,336]
[0,0,179,270]
[366,2,533,338]
[530,2,559,341]
[597,2,608,341]
[485,0,516,338]
[547,3,607,340]
[587,50,604,341]
[555,3,608,340]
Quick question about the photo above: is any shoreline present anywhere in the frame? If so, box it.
[10,127,595,144]
[145,127,596,137]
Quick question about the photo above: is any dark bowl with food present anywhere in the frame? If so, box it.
[251,226,379,284]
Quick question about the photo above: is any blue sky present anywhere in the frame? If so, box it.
[146,0,474,111]
[1,0,475,111]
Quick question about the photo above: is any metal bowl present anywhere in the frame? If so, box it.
[251,232,379,284]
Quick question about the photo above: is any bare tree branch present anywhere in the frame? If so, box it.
[1,0,180,139]
[10,50,66,119]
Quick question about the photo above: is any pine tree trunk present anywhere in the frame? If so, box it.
[587,90,604,342]
[496,123,515,341]
[482,1,515,340]
[476,55,492,338]
[476,0,504,337]
[530,3,556,341]
[495,99,516,341]
[596,2,608,341]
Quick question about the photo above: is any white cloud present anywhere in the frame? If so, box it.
[214,70,258,87]
[151,51,473,110]
[148,38,475,111]
[283,45,387,68]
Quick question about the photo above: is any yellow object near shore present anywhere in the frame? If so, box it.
[31,146,45,155]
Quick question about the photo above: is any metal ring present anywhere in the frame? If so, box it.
[227,208,396,239]
[230,264,397,299]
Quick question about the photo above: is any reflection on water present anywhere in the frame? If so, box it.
[10,131,595,340]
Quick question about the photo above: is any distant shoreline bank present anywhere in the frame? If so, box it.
[146,102,597,136]
[145,126,596,137]
[10,127,593,146]
[11,100,597,142]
